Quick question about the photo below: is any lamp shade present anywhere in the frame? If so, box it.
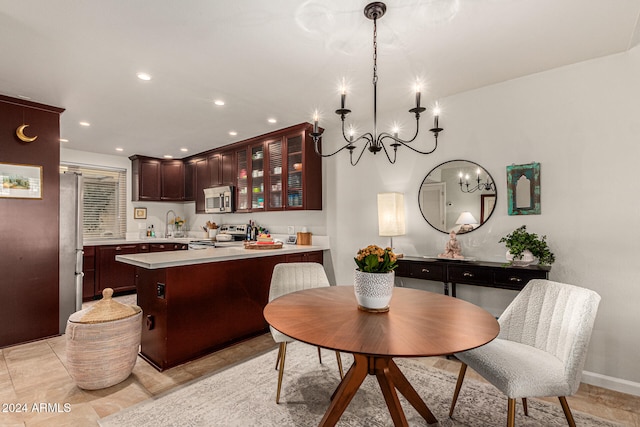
[378,193,406,237]
[455,211,478,225]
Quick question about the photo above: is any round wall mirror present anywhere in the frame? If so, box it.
[419,160,497,234]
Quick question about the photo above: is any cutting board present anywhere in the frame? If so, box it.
[243,242,283,250]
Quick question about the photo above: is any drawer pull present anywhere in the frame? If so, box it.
[463,272,474,277]
[421,268,430,273]
[509,276,523,282]
[115,246,121,251]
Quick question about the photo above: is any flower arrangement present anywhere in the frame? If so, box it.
[174,217,185,228]
[499,225,555,265]
[354,245,398,273]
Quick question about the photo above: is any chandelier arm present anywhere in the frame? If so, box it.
[350,140,371,166]
[387,136,439,155]
[378,139,398,164]
[313,138,356,158]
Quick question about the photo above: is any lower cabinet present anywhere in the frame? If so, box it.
[96,244,140,295]
[89,242,188,299]
[286,250,323,263]
[82,246,96,301]
[136,250,324,370]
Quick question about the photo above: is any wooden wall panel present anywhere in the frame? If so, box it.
[0,95,64,347]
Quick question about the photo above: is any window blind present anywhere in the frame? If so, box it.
[60,164,127,239]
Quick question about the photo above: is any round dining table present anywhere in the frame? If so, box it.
[263,285,499,427]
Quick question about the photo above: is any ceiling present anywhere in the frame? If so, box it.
[1,0,639,159]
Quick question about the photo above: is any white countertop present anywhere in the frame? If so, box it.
[116,242,329,269]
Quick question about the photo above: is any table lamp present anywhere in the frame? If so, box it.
[377,192,406,255]
[456,211,478,233]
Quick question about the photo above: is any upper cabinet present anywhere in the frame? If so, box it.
[130,155,185,201]
[132,122,321,210]
[161,160,184,200]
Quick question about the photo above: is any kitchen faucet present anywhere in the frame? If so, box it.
[165,209,176,238]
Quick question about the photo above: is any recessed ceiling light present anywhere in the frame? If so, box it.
[79,121,91,127]
[214,100,225,106]
[137,72,152,81]
[115,147,124,152]
[59,138,69,143]
[163,155,173,159]
[229,131,237,136]
[180,148,188,152]
[268,118,277,124]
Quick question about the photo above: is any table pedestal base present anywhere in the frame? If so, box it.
[320,353,438,426]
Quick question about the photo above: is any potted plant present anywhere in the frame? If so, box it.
[499,225,555,266]
[353,245,398,312]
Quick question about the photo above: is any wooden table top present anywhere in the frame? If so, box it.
[264,286,499,358]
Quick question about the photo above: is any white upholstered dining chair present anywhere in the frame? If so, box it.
[268,262,344,403]
[449,279,601,427]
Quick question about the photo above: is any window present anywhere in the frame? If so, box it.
[60,163,127,239]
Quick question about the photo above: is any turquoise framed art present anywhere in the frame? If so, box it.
[506,162,540,215]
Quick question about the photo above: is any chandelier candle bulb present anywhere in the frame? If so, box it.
[313,111,319,134]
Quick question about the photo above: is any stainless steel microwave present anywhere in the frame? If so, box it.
[204,186,234,213]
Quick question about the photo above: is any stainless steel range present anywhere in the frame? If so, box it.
[217,224,248,241]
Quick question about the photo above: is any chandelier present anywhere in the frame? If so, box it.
[310,2,443,166]
[459,170,496,193]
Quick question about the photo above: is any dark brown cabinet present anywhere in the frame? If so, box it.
[194,157,209,213]
[160,160,184,201]
[150,243,188,252]
[221,151,235,186]
[136,250,324,370]
[82,246,96,301]
[130,155,185,201]
[185,152,235,213]
[94,242,187,298]
[230,123,322,212]
[131,156,161,201]
[396,257,550,297]
[132,123,320,211]
[97,244,140,294]
[286,250,323,263]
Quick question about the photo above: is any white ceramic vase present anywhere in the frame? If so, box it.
[506,249,536,266]
[353,269,395,312]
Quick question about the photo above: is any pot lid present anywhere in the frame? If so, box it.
[69,288,141,324]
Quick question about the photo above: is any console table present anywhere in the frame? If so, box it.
[396,256,550,297]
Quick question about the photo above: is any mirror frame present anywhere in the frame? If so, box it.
[418,159,497,234]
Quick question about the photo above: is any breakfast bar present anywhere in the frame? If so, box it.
[116,242,328,370]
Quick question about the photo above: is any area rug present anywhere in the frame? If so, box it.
[99,342,620,427]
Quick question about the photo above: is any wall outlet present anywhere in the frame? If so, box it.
[287,226,295,235]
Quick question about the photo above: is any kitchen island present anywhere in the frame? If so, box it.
[116,242,329,370]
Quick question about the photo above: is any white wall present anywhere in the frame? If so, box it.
[324,45,640,393]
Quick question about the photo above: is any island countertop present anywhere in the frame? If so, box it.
[116,242,329,269]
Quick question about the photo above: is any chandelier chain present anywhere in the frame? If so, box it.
[373,16,378,85]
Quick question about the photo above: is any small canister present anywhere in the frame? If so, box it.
[297,232,312,245]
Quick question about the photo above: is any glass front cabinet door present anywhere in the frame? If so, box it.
[236,148,249,211]
[267,138,283,210]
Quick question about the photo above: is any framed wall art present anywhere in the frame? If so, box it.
[0,162,43,199]
[134,207,147,219]
[506,162,540,215]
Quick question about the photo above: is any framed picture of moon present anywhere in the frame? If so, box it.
[0,162,43,199]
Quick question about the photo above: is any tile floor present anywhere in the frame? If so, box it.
[0,300,638,426]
